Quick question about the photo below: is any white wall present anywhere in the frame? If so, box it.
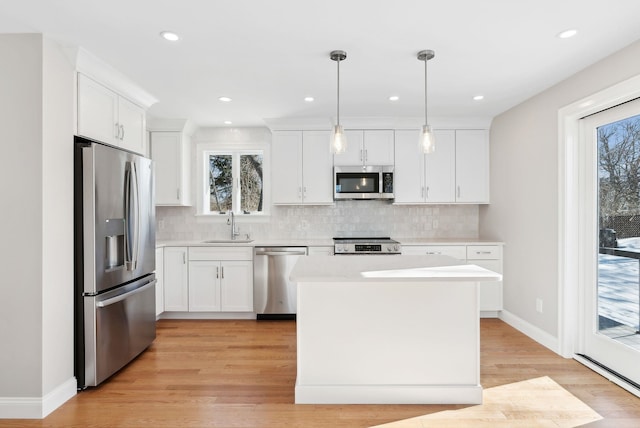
[0,33,45,399]
[41,37,75,401]
[0,34,75,418]
[481,40,640,339]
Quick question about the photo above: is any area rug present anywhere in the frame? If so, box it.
[372,376,602,427]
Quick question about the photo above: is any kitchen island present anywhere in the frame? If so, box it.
[290,255,502,405]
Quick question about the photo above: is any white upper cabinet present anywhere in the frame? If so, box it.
[425,130,456,203]
[150,131,191,206]
[302,131,334,204]
[333,130,394,166]
[455,130,489,203]
[272,130,333,205]
[77,73,146,154]
[394,128,489,204]
[272,131,303,204]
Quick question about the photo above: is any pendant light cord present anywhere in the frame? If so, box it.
[337,57,341,127]
[424,56,428,125]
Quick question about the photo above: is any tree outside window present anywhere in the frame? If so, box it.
[208,151,263,214]
[598,114,640,240]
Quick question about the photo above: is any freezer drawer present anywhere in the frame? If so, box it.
[80,275,156,387]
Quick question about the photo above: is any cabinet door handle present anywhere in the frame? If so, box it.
[457,186,461,198]
[476,251,492,255]
[115,123,121,139]
[216,266,219,279]
[426,186,429,199]
[364,149,368,162]
[120,125,125,141]
[177,188,180,200]
[360,149,363,162]
[426,251,441,255]
[182,253,186,264]
[221,266,224,279]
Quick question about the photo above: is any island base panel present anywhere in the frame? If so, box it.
[295,383,483,405]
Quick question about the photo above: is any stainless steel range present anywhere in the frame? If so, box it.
[333,237,401,255]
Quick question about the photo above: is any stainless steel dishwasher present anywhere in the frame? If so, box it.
[254,246,308,320]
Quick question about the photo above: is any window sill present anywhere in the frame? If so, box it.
[194,212,271,224]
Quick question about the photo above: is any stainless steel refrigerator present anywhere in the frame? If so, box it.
[74,135,156,389]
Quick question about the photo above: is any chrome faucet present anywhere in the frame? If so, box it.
[228,211,240,240]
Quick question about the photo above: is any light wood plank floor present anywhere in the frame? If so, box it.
[3,319,640,427]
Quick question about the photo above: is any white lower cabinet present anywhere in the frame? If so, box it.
[466,245,503,312]
[188,259,253,312]
[307,246,334,256]
[402,244,503,315]
[187,247,254,313]
[163,246,254,314]
[155,247,164,317]
[163,247,189,312]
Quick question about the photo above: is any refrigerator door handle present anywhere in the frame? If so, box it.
[96,279,157,308]
[125,162,140,271]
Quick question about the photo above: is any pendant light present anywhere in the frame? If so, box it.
[417,50,435,153]
[330,50,347,154]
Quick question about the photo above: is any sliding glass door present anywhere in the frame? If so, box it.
[581,98,640,385]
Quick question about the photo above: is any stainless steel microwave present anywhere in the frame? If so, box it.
[334,166,394,200]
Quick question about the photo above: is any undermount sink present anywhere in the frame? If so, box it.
[202,239,254,244]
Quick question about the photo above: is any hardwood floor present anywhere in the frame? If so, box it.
[3,319,640,427]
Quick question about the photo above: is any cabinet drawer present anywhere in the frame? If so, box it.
[189,246,252,261]
[466,245,501,260]
[402,245,466,260]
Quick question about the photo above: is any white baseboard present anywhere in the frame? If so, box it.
[0,377,76,419]
[295,383,483,404]
[499,310,560,355]
[159,312,257,320]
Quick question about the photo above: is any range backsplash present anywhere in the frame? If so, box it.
[156,202,479,241]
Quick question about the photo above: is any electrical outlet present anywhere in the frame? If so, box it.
[536,298,543,313]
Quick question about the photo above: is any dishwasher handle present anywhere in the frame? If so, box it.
[254,248,307,256]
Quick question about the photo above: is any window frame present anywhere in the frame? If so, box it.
[196,141,270,218]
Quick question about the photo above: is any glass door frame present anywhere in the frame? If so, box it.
[579,102,640,386]
[558,74,640,397]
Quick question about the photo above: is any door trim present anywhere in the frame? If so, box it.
[558,73,640,358]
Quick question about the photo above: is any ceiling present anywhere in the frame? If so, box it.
[3,0,640,128]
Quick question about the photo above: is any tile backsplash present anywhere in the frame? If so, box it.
[156,202,479,241]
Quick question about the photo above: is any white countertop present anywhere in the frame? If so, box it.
[156,237,503,248]
[156,238,334,248]
[290,254,502,283]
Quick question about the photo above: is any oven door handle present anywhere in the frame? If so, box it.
[96,280,156,308]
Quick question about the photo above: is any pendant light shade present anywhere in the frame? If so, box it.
[420,124,435,153]
[417,50,435,153]
[330,50,347,154]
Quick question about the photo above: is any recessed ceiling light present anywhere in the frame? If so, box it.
[224,120,233,125]
[389,96,400,101]
[218,96,232,102]
[160,31,180,42]
[557,29,578,39]
[304,97,315,102]
[473,95,484,101]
